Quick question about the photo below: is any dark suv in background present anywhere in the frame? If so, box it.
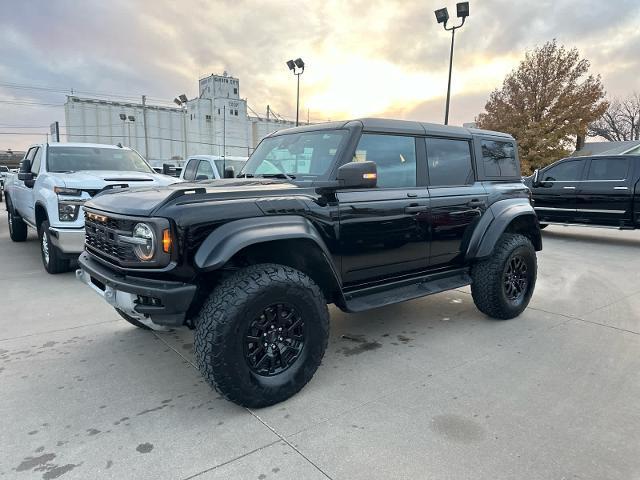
[526,155,640,229]
[76,118,542,407]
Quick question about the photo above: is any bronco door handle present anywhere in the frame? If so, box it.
[467,199,483,207]
[405,205,429,214]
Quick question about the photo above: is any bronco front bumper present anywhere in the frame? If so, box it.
[76,252,197,327]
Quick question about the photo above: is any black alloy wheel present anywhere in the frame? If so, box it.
[503,254,529,303]
[244,303,305,377]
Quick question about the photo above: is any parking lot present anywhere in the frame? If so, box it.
[1,209,639,480]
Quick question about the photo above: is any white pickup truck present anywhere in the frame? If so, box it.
[179,155,247,181]
[4,143,177,273]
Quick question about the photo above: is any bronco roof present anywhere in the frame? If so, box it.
[268,118,514,140]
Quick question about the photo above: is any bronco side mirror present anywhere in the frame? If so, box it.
[337,161,377,189]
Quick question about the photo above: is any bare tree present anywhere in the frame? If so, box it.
[588,93,640,141]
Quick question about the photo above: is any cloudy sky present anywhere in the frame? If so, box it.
[1,0,639,150]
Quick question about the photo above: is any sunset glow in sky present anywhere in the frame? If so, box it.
[1,0,639,149]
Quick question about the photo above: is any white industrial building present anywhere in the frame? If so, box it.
[64,72,296,167]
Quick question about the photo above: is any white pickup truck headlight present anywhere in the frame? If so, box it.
[132,223,155,261]
[58,203,80,221]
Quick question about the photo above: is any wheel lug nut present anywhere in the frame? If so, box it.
[264,343,268,347]
[278,327,282,331]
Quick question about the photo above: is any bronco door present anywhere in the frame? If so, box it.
[424,136,488,267]
[338,133,430,284]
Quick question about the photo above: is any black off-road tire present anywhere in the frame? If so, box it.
[194,263,329,408]
[7,200,28,242]
[116,309,152,330]
[38,220,71,274]
[470,233,537,320]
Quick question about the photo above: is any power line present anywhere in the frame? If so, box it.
[0,81,179,106]
[0,100,65,107]
[0,131,252,150]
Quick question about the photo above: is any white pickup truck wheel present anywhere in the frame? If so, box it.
[7,203,28,242]
[38,220,71,274]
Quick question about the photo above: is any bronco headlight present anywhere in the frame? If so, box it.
[132,223,155,261]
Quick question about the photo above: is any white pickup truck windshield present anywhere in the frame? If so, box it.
[47,147,154,173]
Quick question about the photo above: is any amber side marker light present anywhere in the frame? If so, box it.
[362,173,377,179]
[162,229,172,253]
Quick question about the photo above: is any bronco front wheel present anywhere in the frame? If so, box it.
[194,263,329,408]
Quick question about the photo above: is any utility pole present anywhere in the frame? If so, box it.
[141,95,149,159]
[267,105,270,121]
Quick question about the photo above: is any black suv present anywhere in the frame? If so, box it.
[76,118,542,407]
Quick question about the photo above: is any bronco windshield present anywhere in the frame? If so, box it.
[241,130,348,180]
[48,147,154,173]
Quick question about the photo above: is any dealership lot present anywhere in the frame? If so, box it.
[1,210,639,480]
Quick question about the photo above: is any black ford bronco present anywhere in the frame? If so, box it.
[76,118,542,407]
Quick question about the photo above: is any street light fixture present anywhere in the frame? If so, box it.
[119,113,135,146]
[286,57,305,126]
[173,94,189,161]
[434,2,469,125]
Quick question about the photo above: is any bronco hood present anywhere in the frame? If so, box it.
[84,178,304,217]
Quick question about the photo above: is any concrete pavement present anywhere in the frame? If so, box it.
[1,210,639,479]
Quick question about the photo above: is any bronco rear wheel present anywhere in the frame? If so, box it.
[470,233,537,320]
[194,263,329,408]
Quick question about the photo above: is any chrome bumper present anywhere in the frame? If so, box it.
[48,227,85,254]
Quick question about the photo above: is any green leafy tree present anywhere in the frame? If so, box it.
[476,40,607,174]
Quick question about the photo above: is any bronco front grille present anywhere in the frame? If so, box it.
[84,212,138,265]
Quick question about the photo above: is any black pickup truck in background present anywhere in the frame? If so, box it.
[526,155,640,229]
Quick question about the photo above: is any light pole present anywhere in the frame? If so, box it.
[127,115,135,148]
[174,94,189,161]
[286,58,305,126]
[119,113,135,146]
[435,2,469,125]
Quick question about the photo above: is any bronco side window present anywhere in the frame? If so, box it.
[353,134,416,188]
[481,139,519,177]
[426,137,474,186]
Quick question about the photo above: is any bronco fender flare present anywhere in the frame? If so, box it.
[465,199,541,260]
[194,215,339,275]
